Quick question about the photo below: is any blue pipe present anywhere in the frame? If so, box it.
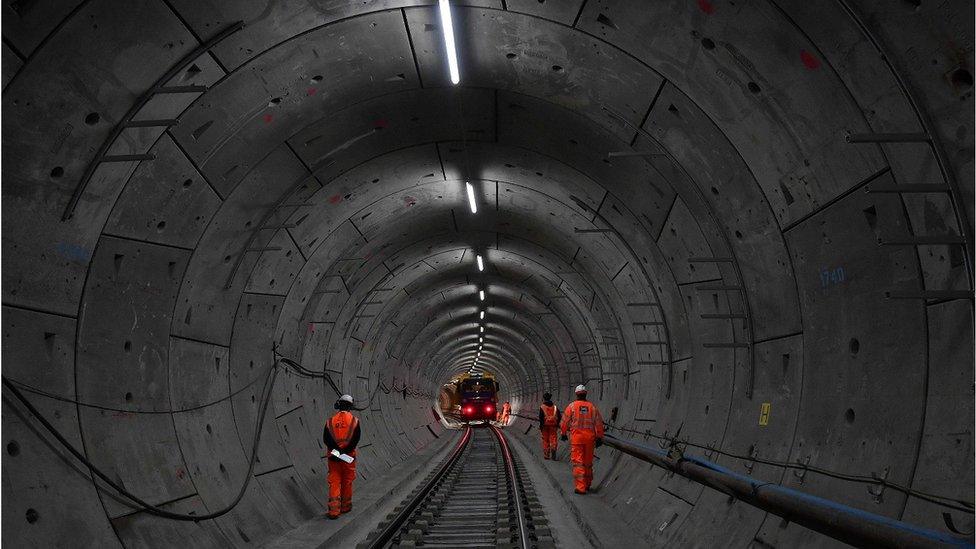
[605,435,973,547]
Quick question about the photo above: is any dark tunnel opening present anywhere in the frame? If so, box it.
[1,1,974,547]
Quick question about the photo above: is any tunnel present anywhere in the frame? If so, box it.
[1,0,973,547]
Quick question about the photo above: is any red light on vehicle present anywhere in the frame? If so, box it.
[463,406,474,415]
[484,405,494,414]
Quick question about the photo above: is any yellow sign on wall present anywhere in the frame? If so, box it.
[759,402,771,426]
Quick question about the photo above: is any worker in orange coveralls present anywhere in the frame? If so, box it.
[323,394,361,519]
[538,392,561,460]
[559,384,604,494]
[499,401,511,424]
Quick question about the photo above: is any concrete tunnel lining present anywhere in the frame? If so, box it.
[1,0,973,547]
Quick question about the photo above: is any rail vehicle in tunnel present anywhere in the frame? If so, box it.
[457,372,499,422]
[440,372,499,422]
[0,0,973,547]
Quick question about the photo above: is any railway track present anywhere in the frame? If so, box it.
[358,425,554,548]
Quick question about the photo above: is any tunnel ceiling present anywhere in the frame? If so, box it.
[2,0,973,547]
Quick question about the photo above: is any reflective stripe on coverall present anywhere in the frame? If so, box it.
[559,400,604,493]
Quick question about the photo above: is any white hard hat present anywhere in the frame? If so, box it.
[575,384,587,394]
[338,394,354,404]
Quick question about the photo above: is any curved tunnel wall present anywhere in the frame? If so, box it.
[1,1,973,547]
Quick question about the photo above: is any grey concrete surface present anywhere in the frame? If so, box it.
[260,427,459,548]
[1,1,973,547]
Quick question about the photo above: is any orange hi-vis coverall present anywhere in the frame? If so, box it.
[539,403,559,459]
[324,411,360,518]
[560,399,604,493]
[499,402,511,424]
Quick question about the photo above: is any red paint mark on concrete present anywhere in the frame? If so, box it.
[373,118,389,129]
[176,469,185,480]
[800,50,821,70]
[307,88,317,96]
[404,195,417,206]
[328,194,342,204]
[697,0,715,14]
[263,113,274,124]
[308,322,315,334]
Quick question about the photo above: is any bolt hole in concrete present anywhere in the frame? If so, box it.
[310,75,323,83]
[7,441,19,456]
[701,37,715,50]
[183,178,192,188]
[25,509,38,524]
[551,65,564,73]
[50,166,64,178]
[849,337,860,355]
[268,97,282,107]
[506,52,517,59]
[206,424,212,434]
[952,68,973,88]
[124,340,131,352]
[124,392,133,402]
[845,408,856,424]
[84,112,100,125]
[748,82,761,94]
[156,220,166,231]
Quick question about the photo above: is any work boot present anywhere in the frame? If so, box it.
[327,514,340,520]
[574,489,586,495]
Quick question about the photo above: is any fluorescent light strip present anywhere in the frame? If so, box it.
[480,326,484,333]
[438,0,460,85]
[476,254,484,272]
[479,311,485,319]
[466,182,478,214]
[479,290,485,301]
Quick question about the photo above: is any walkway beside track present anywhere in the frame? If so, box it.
[506,426,646,549]
[260,431,459,548]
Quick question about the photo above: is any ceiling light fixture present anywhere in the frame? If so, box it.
[479,310,485,319]
[438,0,460,85]
[466,182,478,214]
[480,326,485,333]
[476,254,484,272]
[479,289,485,301]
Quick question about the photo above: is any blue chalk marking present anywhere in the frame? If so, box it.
[820,266,846,289]
[56,242,91,263]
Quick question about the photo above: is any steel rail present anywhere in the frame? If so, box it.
[492,424,531,549]
[364,426,473,549]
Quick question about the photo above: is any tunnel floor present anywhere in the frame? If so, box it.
[260,423,619,549]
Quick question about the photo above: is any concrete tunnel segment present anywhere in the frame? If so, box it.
[1,1,973,547]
